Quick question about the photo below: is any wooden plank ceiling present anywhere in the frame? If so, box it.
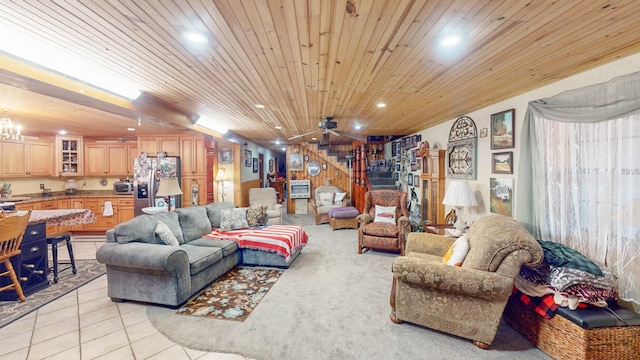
[0,0,639,149]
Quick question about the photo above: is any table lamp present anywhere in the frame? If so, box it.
[156,177,182,211]
[442,180,478,232]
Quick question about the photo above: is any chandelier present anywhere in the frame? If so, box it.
[0,112,24,142]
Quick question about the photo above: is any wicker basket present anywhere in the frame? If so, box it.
[503,297,640,360]
[330,217,358,230]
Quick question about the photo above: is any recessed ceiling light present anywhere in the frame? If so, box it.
[275,125,282,129]
[275,139,280,145]
[354,125,362,130]
[58,130,67,135]
[311,137,317,141]
[440,35,462,47]
[184,31,208,44]
[376,103,386,108]
[255,104,265,108]
[281,147,286,151]
[127,127,135,131]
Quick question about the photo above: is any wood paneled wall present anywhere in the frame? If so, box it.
[240,179,261,207]
[285,144,352,214]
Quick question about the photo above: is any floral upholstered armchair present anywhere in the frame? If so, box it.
[311,185,347,225]
[357,190,410,255]
[389,215,543,349]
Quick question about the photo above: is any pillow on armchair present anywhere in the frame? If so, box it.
[319,192,335,207]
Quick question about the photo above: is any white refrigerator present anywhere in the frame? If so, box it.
[133,155,181,216]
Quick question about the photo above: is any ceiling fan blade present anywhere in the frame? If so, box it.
[288,129,322,140]
[326,129,339,136]
[335,130,366,142]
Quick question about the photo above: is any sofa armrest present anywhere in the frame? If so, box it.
[274,203,283,211]
[405,232,455,257]
[96,242,189,273]
[392,256,513,300]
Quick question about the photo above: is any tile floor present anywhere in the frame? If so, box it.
[0,236,249,360]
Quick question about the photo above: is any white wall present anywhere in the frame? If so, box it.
[410,52,640,225]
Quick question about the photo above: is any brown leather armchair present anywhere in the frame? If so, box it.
[357,190,410,255]
[389,215,544,348]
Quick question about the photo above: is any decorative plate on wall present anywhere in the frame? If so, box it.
[307,160,320,176]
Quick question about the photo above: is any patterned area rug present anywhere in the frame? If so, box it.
[0,259,106,328]
[177,267,283,322]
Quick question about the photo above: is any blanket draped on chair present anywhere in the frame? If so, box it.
[205,225,308,261]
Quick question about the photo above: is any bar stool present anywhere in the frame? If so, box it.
[46,232,77,283]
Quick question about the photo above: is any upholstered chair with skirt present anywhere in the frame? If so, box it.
[389,215,544,349]
[311,185,347,225]
[248,188,283,225]
[357,190,410,255]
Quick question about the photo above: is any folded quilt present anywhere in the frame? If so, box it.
[205,225,308,261]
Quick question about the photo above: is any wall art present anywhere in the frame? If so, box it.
[491,109,515,149]
[492,151,513,174]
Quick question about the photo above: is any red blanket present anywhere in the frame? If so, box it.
[204,225,308,261]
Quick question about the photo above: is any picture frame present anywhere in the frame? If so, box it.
[411,163,417,171]
[489,177,513,217]
[393,172,399,180]
[322,163,327,170]
[304,155,309,162]
[252,158,258,173]
[408,174,413,186]
[244,149,252,167]
[289,154,303,171]
[404,137,410,150]
[219,148,233,164]
[446,138,477,180]
[269,159,274,173]
[492,151,513,174]
[391,142,396,156]
[491,108,515,149]
[396,164,400,172]
[479,128,488,138]
[411,135,417,148]
[414,175,420,187]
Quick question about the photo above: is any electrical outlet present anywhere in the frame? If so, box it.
[83,181,87,187]
[40,184,45,189]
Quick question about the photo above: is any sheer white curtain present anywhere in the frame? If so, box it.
[517,71,640,311]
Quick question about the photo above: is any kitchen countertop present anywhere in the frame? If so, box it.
[1,190,133,204]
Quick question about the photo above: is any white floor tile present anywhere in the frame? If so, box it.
[42,345,80,360]
[78,294,115,315]
[27,329,79,360]
[92,345,135,360]
[130,331,175,359]
[80,316,124,344]
[124,319,158,343]
[119,306,148,327]
[79,303,120,328]
[80,328,129,359]
[34,305,78,328]
[183,347,208,359]
[0,312,35,338]
[146,344,191,360]
[31,317,79,345]
[37,291,78,315]
[0,347,29,360]
[0,330,33,357]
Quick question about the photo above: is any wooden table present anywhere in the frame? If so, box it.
[423,224,456,236]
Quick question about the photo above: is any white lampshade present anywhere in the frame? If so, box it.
[442,180,478,207]
[215,168,225,182]
[156,177,182,197]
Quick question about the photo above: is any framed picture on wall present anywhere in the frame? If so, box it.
[253,158,258,173]
[489,177,513,217]
[408,174,413,186]
[269,159,274,173]
[414,175,420,187]
[491,108,515,149]
[289,154,303,171]
[219,148,233,164]
[244,150,252,167]
[492,151,513,174]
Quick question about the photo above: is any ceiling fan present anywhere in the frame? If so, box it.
[288,117,365,144]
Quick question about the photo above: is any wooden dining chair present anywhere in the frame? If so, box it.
[0,210,32,302]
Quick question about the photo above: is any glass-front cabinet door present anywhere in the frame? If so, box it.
[57,136,83,176]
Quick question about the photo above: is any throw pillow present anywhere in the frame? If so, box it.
[155,220,179,246]
[220,208,249,231]
[334,192,347,204]
[318,192,334,207]
[442,235,469,266]
[537,240,604,277]
[374,205,396,224]
[246,205,267,227]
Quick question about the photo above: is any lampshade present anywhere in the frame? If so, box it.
[442,180,478,207]
[215,169,226,182]
[156,178,182,197]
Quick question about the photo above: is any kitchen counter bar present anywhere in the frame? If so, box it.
[2,190,132,204]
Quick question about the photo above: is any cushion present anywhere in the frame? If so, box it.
[153,211,184,244]
[537,240,603,277]
[205,201,236,228]
[155,220,179,246]
[246,205,267,227]
[334,192,347,203]
[319,192,335,207]
[374,205,396,224]
[220,208,249,231]
[328,206,359,219]
[114,215,158,244]
[442,235,469,266]
[175,206,213,242]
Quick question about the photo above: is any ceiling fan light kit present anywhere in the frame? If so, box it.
[288,117,365,143]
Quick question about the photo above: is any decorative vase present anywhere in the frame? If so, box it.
[64,179,79,195]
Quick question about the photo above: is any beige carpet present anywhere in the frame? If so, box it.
[147,223,550,360]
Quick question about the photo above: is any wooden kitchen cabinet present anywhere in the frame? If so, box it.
[83,197,118,231]
[180,136,207,176]
[0,139,54,177]
[84,142,137,176]
[137,136,180,156]
[181,176,207,207]
[117,197,134,224]
[57,135,83,176]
